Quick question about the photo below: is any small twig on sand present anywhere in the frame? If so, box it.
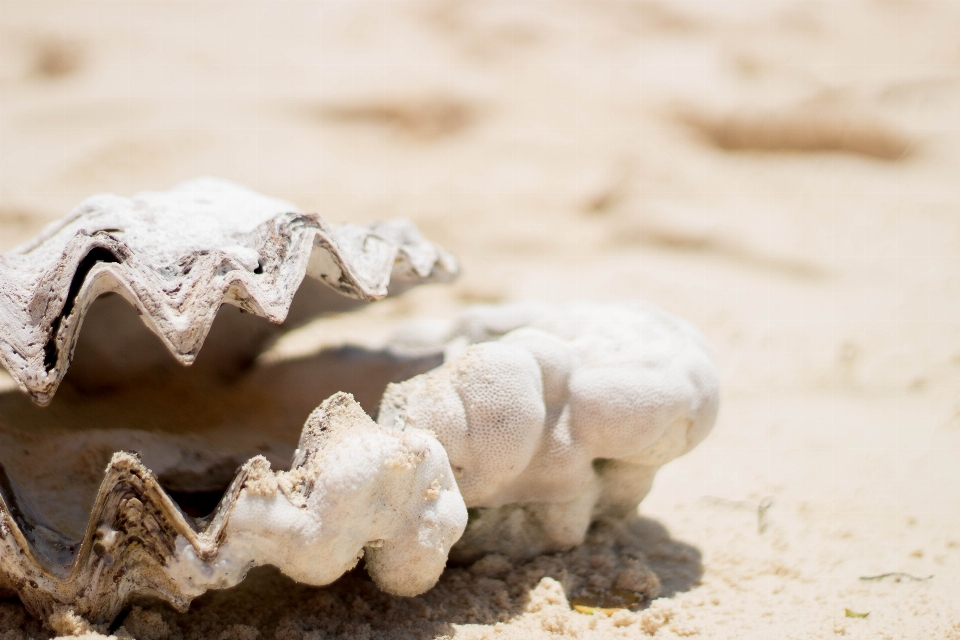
[859,572,933,582]
[700,495,775,534]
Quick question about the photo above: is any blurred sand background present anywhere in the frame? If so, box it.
[1,0,959,638]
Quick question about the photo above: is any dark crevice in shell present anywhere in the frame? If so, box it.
[163,488,231,519]
[43,247,122,371]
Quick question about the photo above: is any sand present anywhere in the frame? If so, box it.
[1,0,959,638]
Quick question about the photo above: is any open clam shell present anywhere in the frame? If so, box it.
[0,178,456,405]
[0,182,719,628]
[0,179,464,624]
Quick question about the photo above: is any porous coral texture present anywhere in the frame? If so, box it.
[379,301,719,561]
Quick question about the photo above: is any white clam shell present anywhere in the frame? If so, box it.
[0,184,718,627]
[0,178,457,405]
[0,393,466,624]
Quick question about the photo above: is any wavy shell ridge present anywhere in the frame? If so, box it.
[0,179,457,404]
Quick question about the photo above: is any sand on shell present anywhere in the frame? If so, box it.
[1,0,959,638]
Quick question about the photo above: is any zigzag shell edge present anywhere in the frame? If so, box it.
[0,179,458,405]
[0,391,466,624]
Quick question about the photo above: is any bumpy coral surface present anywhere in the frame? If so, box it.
[379,301,719,561]
[0,393,466,624]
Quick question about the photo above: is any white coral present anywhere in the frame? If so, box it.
[0,179,719,622]
[379,301,719,560]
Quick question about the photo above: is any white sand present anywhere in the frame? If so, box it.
[1,1,959,638]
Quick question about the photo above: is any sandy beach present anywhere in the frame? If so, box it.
[1,1,959,638]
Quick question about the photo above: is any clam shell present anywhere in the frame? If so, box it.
[0,393,466,624]
[0,179,463,624]
[0,184,720,628]
[0,178,456,405]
